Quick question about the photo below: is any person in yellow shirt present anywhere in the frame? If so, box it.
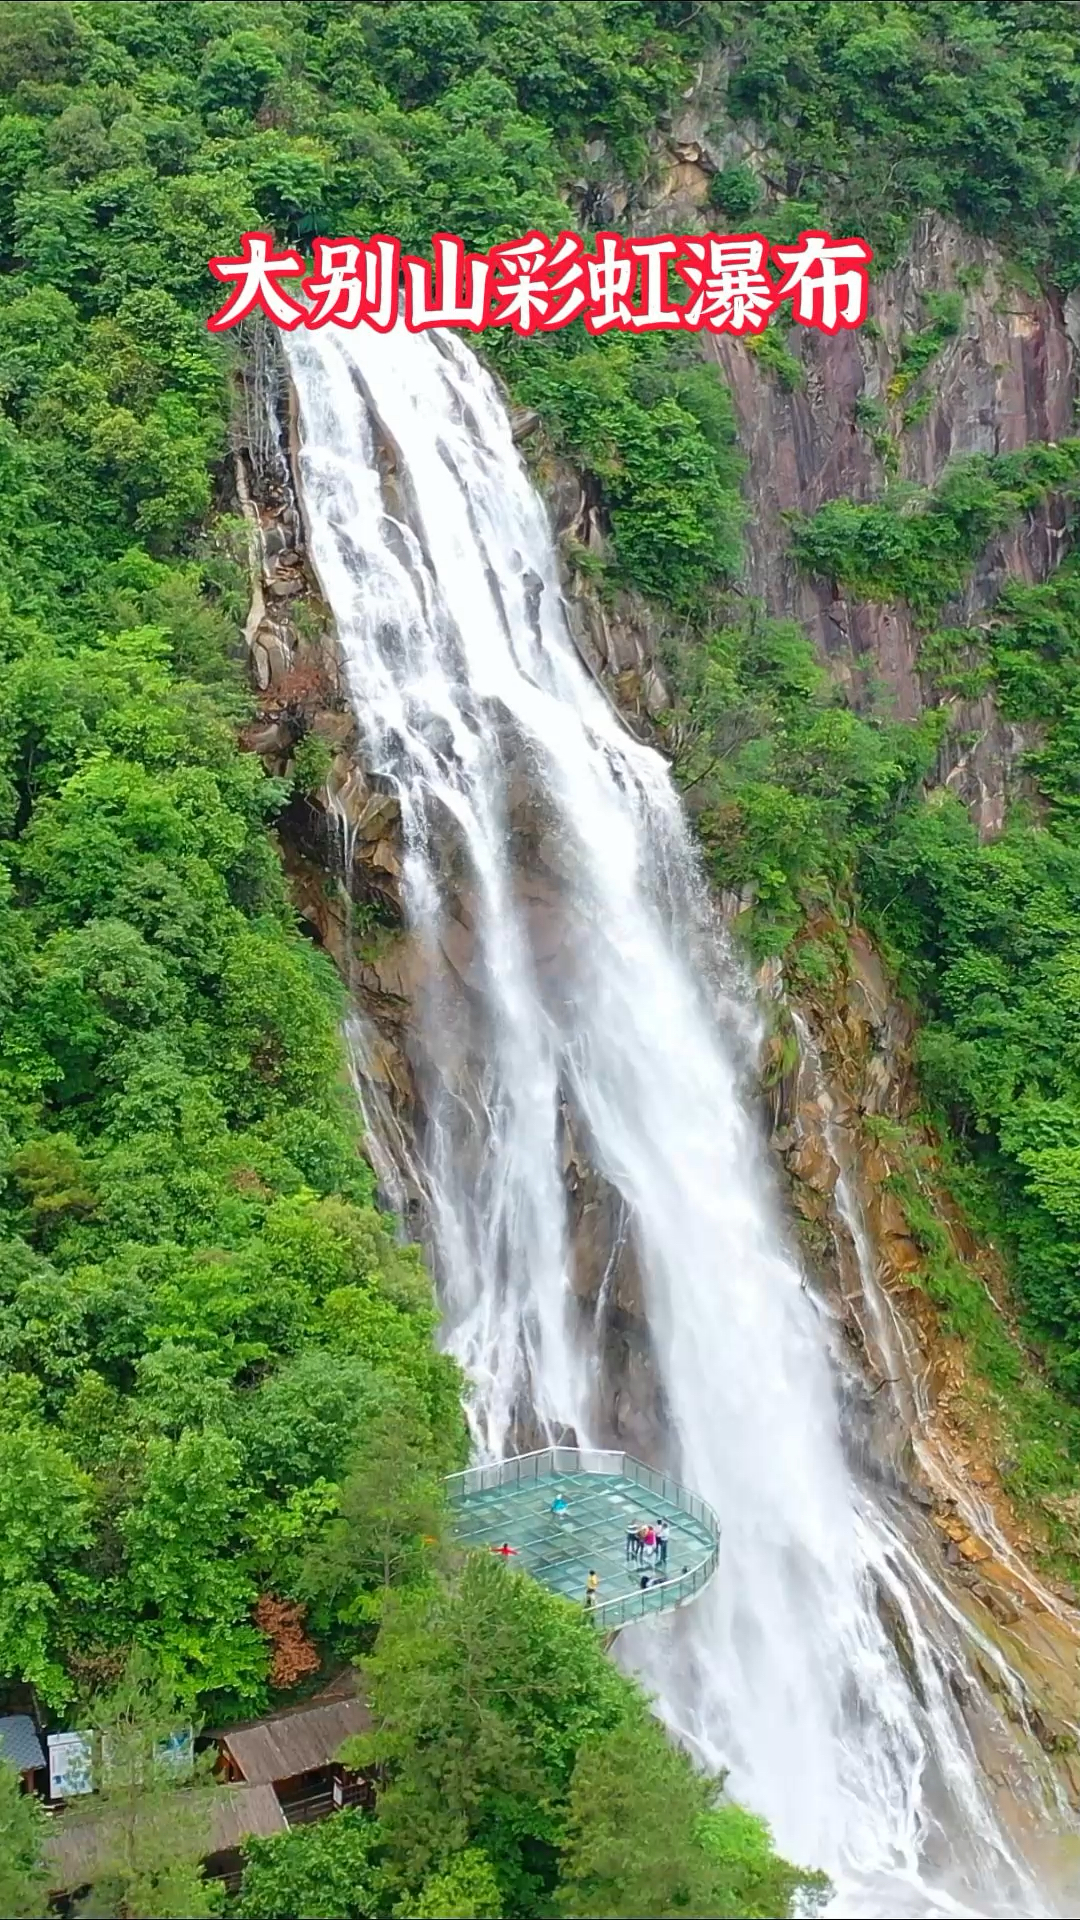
[584,1569,599,1609]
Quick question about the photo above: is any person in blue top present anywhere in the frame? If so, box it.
[550,1495,569,1515]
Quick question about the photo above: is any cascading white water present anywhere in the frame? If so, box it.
[285,320,1060,1917]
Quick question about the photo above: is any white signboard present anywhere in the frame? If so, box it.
[47,1730,93,1799]
[99,1726,193,1788]
[154,1728,194,1781]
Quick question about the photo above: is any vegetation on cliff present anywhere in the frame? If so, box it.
[780,443,1080,1554]
[650,2,1080,1575]
[702,0,1080,288]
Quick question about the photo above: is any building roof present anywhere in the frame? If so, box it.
[44,1784,286,1889]
[204,1783,289,1855]
[219,1691,371,1786]
[0,1715,46,1773]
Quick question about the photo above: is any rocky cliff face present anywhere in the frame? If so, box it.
[583,65,1079,836]
[767,928,1080,1802]
[707,215,1075,833]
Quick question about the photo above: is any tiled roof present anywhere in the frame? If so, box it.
[0,1715,46,1772]
[219,1693,370,1786]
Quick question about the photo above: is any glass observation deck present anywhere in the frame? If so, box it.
[446,1446,720,1633]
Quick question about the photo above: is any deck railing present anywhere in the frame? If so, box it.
[445,1445,721,1633]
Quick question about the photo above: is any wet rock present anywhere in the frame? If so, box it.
[640,664,671,718]
[958,1532,994,1564]
[1027,1706,1078,1756]
[353,793,401,844]
[243,720,292,757]
[439,914,476,984]
[785,1130,839,1196]
[972,1579,1022,1628]
[265,571,307,599]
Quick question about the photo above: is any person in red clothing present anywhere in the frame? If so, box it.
[491,1542,519,1557]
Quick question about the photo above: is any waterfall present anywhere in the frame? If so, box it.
[284,321,1061,1918]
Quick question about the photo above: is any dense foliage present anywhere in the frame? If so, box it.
[857,559,1080,1402]
[0,0,740,612]
[791,444,1080,619]
[331,1555,820,1920]
[4,1558,817,1920]
[665,607,941,955]
[700,1,1080,285]
[0,0,544,1721]
[0,1758,48,1919]
[6,0,1080,1910]
[492,332,746,606]
[775,400,1080,1434]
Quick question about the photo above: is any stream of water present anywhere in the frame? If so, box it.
[285,320,1061,1916]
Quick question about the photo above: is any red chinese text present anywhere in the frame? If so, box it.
[207,228,873,336]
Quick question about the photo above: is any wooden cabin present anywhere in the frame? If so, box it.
[213,1671,374,1824]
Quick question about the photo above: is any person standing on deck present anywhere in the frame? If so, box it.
[657,1519,669,1569]
[584,1569,599,1609]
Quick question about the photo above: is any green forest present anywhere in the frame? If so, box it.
[3,1,1080,1914]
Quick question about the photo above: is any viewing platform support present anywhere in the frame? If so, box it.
[445,1445,720,1634]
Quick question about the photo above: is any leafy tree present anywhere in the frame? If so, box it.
[0,1394,92,1704]
[556,1712,824,1917]
[299,1400,447,1630]
[238,1349,382,1498]
[346,1553,629,1912]
[0,1759,48,1919]
[700,1804,830,1920]
[414,1846,503,1919]
[235,1809,380,1920]
[118,1429,264,1703]
[197,32,286,121]
[348,1556,818,1918]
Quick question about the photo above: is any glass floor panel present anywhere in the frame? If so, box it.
[450,1470,715,1614]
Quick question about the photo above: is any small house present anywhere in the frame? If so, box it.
[0,1715,47,1794]
[213,1671,374,1824]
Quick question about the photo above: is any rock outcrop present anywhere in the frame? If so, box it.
[765,920,1080,1795]
[576,63,1079,838]
[702,214,1074,834]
